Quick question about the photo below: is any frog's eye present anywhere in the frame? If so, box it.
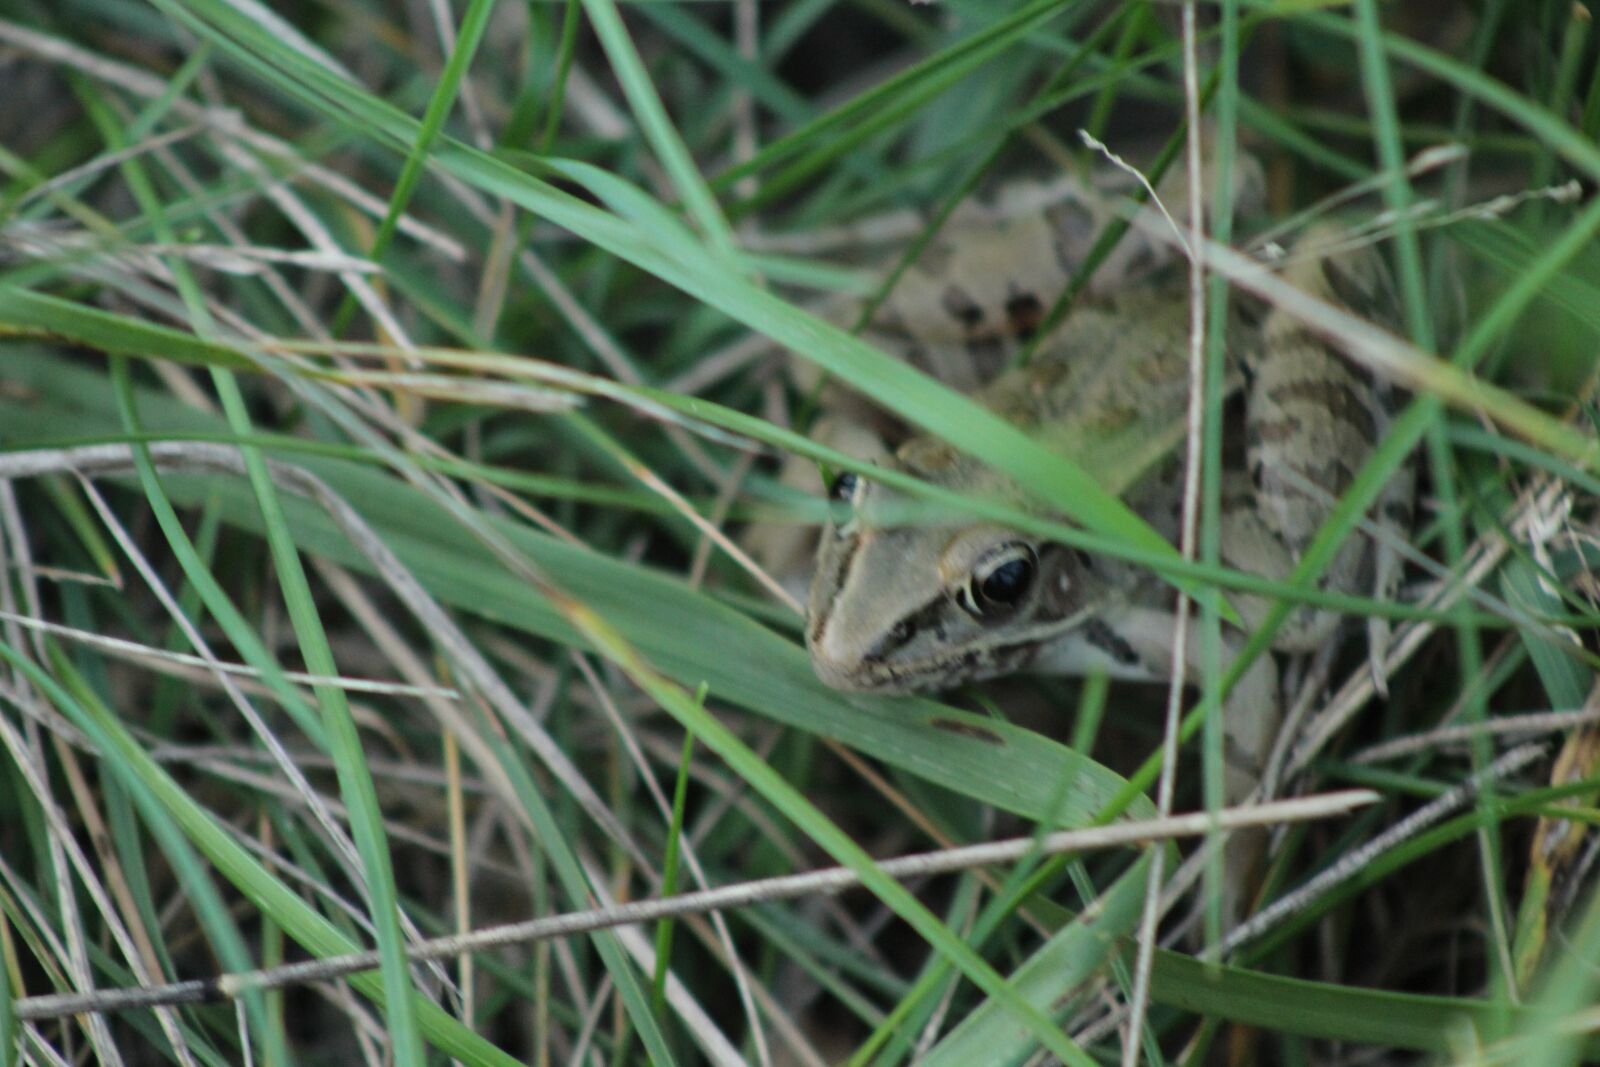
[828,470,860,505]
[963,543,1037,617]
[825,470,864,538]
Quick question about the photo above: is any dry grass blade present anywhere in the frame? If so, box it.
[0,609,461,700]
[1122,6,1212,1062]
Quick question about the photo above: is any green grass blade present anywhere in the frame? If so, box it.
[330,0,498,335]
[210,367,426,1067]
[921,860,1149,1067]
[581,0,736,256]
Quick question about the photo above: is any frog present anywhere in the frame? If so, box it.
[793,173,1412,831]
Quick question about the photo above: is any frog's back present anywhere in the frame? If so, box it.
[975,280,1257,499]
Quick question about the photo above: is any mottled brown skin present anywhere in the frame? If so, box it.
[792,205,1411,925]
[803,215,1410,876]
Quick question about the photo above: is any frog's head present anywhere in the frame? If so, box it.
[805,440,1094,693]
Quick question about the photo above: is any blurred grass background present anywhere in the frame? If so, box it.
[2,0,1600,1064]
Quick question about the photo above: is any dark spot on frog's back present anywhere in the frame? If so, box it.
[929,717,1006,746]
[940,284,985,330]
[1270,379,1378,441]
[1004,291,1045,339]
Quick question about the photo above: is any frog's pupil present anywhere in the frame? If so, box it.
[980,558,1033,604]
[829,471,858,503]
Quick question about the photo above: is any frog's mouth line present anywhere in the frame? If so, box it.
[825,642,1042,694]
[811,609,1102,695]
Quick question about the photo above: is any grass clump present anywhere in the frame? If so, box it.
[0,1,1599,1064]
